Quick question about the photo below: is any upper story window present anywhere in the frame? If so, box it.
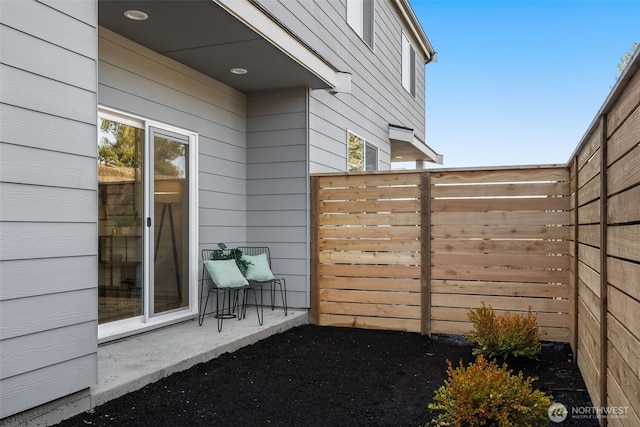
[402,32,416,97]
[347,0,374,48]
[348,131,378,172]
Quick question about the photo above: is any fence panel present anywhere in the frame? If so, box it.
[429,167,572,342]
[312,173,423,332]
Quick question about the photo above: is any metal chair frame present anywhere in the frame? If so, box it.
[236,246,287,316]
[199,248,262,331]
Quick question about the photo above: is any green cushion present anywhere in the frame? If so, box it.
[243,253,275,281]
[203,260,248,288]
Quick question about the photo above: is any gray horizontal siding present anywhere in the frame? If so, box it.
[255,0,429,172]
[0,354,96,419]
[0,0,98,418]
[246,89,309,308]
[98,28,249,318]
[0,257,96,300]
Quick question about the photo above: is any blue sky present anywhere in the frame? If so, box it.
[407,0,639,168]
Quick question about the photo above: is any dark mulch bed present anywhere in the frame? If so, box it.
[57,325,596,426]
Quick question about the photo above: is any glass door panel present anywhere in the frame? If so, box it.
[150,127,190,315]
[97,118,144,324]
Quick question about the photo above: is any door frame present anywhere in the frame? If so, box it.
[97,107,199,343]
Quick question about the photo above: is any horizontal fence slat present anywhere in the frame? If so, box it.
[432,266,569,284]
[319,264,420,278]
[431,253,570,269]
[318,314,421,332]
[320,239,421,251]
[319,277,421,292]
[431,210,570,226]
[431,280,569,298]
[319,199,420,213]
[319,301,421,319]
[319,251,420,265]
[319,226,421,239]
[320,289,420,305]
[430,196,569,212]
[431,181,570,198]
[319,212,420,226]
[431,239,569,255]
[431,225,569,239]
[431,293,569,312]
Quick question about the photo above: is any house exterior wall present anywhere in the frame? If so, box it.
[0,0,99,419]
[254,0,428,173]
[246,89,310,308]
[98,28,248,313]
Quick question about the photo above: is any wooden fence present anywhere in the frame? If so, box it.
[569,51,640,426]
[310,165,572,341]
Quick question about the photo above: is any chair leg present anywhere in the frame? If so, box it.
[199,282,210,326]
[279,278,287,316]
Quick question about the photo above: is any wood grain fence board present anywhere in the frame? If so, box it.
[431,225,569,240]
[430,196,569,212]
[319,301,421,319]
[318,314,420,332]
[578,260,601,297]
[319,277,421,292]
[319,212,421,226]
[319,199,420,213]
[316,173,421,188]
[578,151,601,188]
[607,257,640,299]
[579,279,602,320]
[431,239,569,255]
[431,181,570,198]
[606,63,640,134]
[431,293,569,312]
[607,224,640,262]
[431,253,570,269]
[608,184,640,224]
[608,286,640,341]
[319,251,420,265]
[607,344,640,421]
[578,224,600,247]
[318,186,420,201]
[319,263,420,278]
[577,176,601,206]
[320,289,421,305]
[319,226,421,239]
[431,266,569,284]
[579,243,601,273]
[431,280,569,298]
[607,371,640,427]
[577,123,602,170]
[607,103,640,166]
[607,145,640,196]
[431,211,570,226]
[431,306,569,327]
[579,199,601,224]
[430,167,569,185]
[608,315,640,380]
[319,239,421,251]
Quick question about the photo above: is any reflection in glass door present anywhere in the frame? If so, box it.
[98,116,144,324]
[149,127,189,316]
[97,110,195,332]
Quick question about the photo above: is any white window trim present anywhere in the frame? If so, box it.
[402,32,416,97]
[347,130,378,172]
[347,0,375,49]
[97,106,199,343]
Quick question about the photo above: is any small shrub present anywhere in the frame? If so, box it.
[428,355,552,427]
[465,303,543,360]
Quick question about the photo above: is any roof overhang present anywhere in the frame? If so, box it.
[389,125,443,164]
[98,0,350,94]
[393,0,437,63]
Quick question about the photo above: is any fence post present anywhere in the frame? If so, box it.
[310,176,320,325]
[572,156,579,365]
[599,113,608,426]
[421,172,431,336]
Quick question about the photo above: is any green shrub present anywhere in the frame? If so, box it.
[428,355,552,427]
[465,303,543,360]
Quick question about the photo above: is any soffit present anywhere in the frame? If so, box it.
[98,0,329,93]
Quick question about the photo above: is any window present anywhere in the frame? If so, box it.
[402,33,416,97]
[347,0,374,48]
[348,131,378,172]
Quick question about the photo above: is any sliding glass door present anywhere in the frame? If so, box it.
[98,109,196,336]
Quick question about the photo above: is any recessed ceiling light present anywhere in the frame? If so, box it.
[230,68,248,75]
[124,10,148,21]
